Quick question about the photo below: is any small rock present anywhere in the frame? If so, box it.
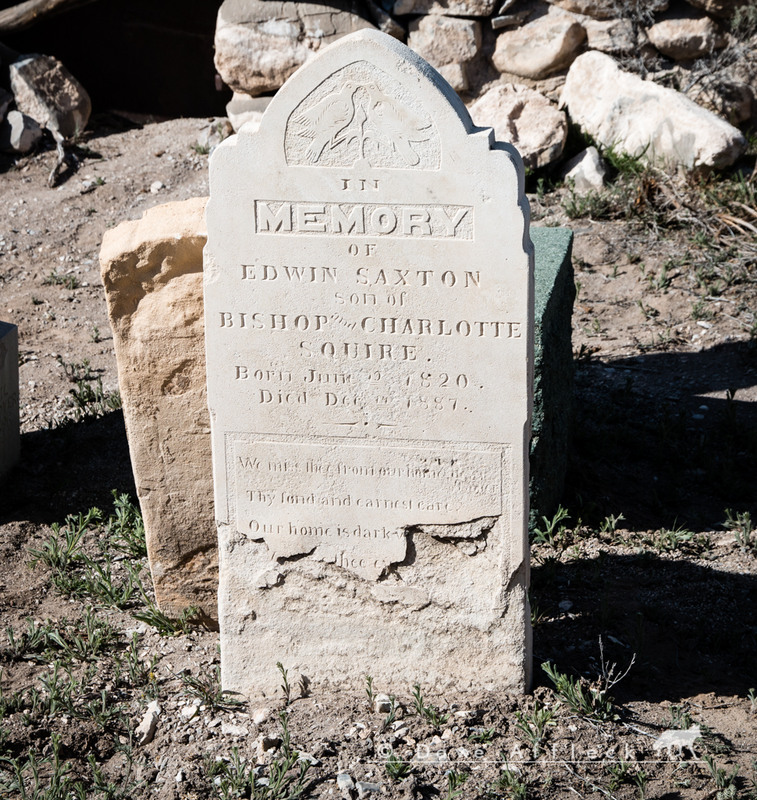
[647,11,725,60]
[251,706,272,725]
[10,53,91,139]
[150,181,165,194]
[135,700,160,745]
[582,17,636,54]
[469,84,568,169]
[256,733,282,760]
[558,599,574,611]
[491,11,531,29]
[356,781,382,798]
[374,693,392,713]
[336,773,355,793]
[493,12,585,79]
[226,93,272,133]
[298,751,319,765]
[562,146,606,193]
[221,722,249,737]
[0,110,42,154]
[181,704,199,720]
[175,768,185,783]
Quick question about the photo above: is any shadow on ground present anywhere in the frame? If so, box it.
[565,339,757,531]
[0,410,134,526]
[532,551,757,703]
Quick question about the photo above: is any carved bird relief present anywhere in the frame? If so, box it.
[362,83,432,167]
[294,82,358,163]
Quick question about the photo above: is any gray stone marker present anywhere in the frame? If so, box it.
[205,29,534,696]
[0,321,20,480]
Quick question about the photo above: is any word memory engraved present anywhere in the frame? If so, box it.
[204,30,534,695]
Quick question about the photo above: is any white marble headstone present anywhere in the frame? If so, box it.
[0,322,19,481]
[205,29,533,696]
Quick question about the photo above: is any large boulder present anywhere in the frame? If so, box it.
[408,16,481,92]
[214,0,375,96]
[493,12,585,80]
[226,92,272,132]
[469,84,568,169]
[582,17,636,53]
[561,51,746,170]
[99,197,218,624]
[10,54,91,139]
[647,10,726,59]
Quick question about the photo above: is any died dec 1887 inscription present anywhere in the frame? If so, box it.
[205,30,534,695]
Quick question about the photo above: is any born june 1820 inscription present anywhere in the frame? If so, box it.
[205,30,534,696]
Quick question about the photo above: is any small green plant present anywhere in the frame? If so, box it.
[365,674,375,706]
[192,142,211,155]
[106,492,147,559]
[491,761,528,800]
[515,700,555,757]
[670,704,694,730]
[181,665,243,711]
[468,725,496,743]
[277,661,293,706]
[411,683,450,729]
[531,506,570,547]
[724,509,756,555]
[29,507,102,571]
[445,770,468,800]
[385,752,412,782]
[380,695,399,732]
[748,688,756,714]
[702,754,739,800]
[132,594,198,635]
[43,270,81,289]
[90,326,101,343]
[542,661,616,722]
[642,524,710,555]
[599,512,625,535]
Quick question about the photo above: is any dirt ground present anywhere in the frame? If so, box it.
[0,115,756,800]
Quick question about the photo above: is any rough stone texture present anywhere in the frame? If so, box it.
[493,12,586,79]
[0,322,20,482]
[205,30,533,697]
[647,11,726,59]
[408,16,481,93]
[529,228,574,528]
[10,54,91,139]
[582,17,636,53]
[469,84,568,169]
[548,0,667,18]
[393,0,496,18]
[99,197,218,625]
[226,93,272,132]
[0,109,42,153]
[562,145,606,193]
[214,0,374,96]
[561,51,746,170]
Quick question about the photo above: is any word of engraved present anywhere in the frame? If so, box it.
[255,201,472,239]
[240,265,480,289]
[241,265,338,282]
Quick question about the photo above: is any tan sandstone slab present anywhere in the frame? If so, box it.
[205,30,534,697]
[100,197,217,624]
